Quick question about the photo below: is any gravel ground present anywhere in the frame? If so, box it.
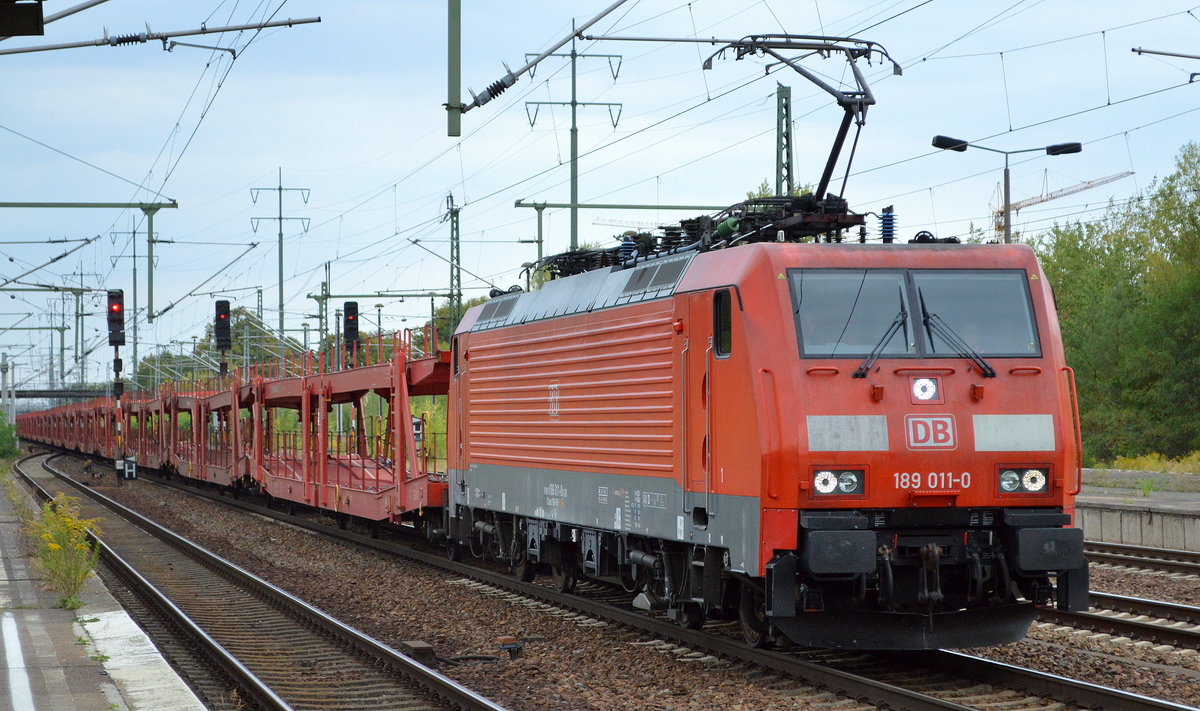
[1089,565,1200,607]
[58,459,1200,710]
[65,465,864,711]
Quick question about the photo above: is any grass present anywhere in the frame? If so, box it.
[1099,451,1200,474]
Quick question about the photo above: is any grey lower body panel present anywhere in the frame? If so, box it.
[451,462,762,572]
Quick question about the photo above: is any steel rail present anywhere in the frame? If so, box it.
[30,453,511,711]
[920,650,1196,711]
[122,463,974,711]
[1029,590,1200,650]
[11,454,292,711]
[1086,540,1200,575]
[117,459,1197,711]
[1037,608,1200,650]
[1089,591,1200,624]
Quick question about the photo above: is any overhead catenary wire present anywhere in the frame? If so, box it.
[10,2,1199,390]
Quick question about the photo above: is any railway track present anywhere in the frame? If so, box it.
[1086,540,1200,575]
[62,452,1194,711]
[14,453,509,711]
[1036,591,1200,650]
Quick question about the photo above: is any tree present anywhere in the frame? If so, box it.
[746,178,813,200]
[1031,142,1200,461]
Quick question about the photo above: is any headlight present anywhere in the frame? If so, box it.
[999,469,1021,492]
[814,470,838,494]
[813,469,865,495]
[912,377,939,401]
[1022,468,1047,492]
[997,467,1049,494]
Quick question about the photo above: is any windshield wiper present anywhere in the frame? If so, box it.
[853,287,908,378]
[918,289,996,378]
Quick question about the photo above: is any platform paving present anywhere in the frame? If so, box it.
[0,468,205,711]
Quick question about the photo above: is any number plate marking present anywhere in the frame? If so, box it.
[893,471,972,490]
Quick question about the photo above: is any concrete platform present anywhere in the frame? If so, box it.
[1077,468,1200,552]
[1,470,205,711]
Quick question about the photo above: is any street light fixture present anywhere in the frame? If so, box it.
[932,135,1082,244]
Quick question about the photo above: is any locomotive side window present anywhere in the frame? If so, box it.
[791,269,914,357]
[911,270,1040,357]
[714,290,732,357]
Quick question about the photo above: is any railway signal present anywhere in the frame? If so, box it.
[106,289,125,346]
[214,301,232,350]
[343,301,359,344]
[105,289,125,402]
[215,300,232,375]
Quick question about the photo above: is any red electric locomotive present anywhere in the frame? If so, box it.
[446,197,1088,649]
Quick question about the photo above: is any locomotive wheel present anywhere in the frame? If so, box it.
[446,540,464,562]
[551,564,576,593]
[513,558,535,583]
[677,602,705,630]
[738,583,770,648]
[619,567,640,593]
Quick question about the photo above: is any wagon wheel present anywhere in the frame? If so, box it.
[738,581,770,648]
[446,539,464,562]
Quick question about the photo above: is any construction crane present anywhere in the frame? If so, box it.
[592,218,662,231]
[994,171,1134,237]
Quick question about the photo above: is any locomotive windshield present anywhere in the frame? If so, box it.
[793,270,914,357]
[791,268,1040,358]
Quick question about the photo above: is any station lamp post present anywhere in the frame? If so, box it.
[932,135,1082,244]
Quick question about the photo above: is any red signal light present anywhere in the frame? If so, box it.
[106,289,125,346]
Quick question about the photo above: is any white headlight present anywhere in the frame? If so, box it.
[999,469,1020,492]
[838,471,860,493]
[814,470,838,494]
[1022,468,1047,492]
[912,377,938,401]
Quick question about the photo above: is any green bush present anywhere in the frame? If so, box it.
[28,493,102,609]
[0,413,19,459]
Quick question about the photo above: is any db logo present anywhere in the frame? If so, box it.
[905,415,956,450]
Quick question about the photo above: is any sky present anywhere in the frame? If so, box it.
[2,0,1199,392]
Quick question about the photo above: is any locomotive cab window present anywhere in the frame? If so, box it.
[714,289,732,357]
[911,270,1040,357]
[791,269,915,357]
[790,268,1040,358]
